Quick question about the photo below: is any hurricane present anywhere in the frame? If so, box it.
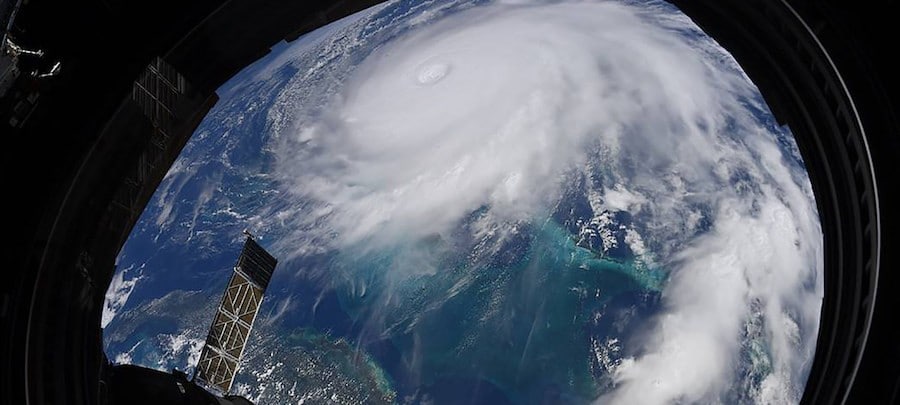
[103,1,823,403]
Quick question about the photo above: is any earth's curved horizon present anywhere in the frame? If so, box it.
[102,1,823,404]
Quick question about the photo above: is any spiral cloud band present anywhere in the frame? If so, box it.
[266,1,823,403]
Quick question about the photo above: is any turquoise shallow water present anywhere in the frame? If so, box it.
[329,216,667,402]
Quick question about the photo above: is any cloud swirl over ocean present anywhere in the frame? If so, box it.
[254,1,824,403]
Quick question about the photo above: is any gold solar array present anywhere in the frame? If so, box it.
[194,236,277,393]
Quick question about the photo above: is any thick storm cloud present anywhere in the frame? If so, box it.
[264,1,822,403]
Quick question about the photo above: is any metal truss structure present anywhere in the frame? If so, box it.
[194,236,277,393]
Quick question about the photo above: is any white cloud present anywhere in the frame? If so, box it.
[262,296,294,325]
[270,1,734,251]
[113,340,142,365]
[158,332,205,372]
[604,185,648,213]
[102,264,144,328]
[259,0,822,402]
[602,193,821,404]
[624,227,649,261]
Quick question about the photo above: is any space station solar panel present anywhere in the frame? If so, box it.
[236,237,277,289]
[194,236,277,393]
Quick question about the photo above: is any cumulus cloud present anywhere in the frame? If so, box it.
[603,193,821,404]
[102,264,144,328]
[264,0,822,402]
[159,332,205,372]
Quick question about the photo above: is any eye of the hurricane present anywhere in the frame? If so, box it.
[101,1,824,404]
[415,60,451,85]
